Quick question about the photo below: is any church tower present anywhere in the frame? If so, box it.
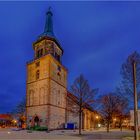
[26,8,67,129]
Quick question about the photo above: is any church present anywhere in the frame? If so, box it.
[26,8,97,130]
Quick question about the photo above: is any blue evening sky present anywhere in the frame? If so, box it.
[0,1,140,113]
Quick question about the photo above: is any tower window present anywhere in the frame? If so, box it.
[36,70,40,80]
[57,72,61,80]
[58,90,61,105]
[57,66,61,71]
[37,49,43,58]
[36,62,40,67]
[54,53,60,62]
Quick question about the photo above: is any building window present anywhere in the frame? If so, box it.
[39,88,45,105]
[57,72,61,80]
[37,49,43,58]
[36,70,40,80]
[58,90,61,105]
[54,52,60,62]
[29,90,34,106]
[36,62,40,67]
[57,66,61,71]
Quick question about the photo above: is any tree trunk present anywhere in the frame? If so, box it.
[107,121,110,133]
[79,96,82,135]
[79,110,82,135]
[120,118,123,131]
[120,125,122,131]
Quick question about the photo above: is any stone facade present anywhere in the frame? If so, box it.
[26,8,96,130]
[130,110,140,127]
[26,52,67,129]
[66,92,97,130]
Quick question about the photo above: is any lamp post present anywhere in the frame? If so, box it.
[113,118,117,128]
[96,116,99,128]
[132,61,139,140]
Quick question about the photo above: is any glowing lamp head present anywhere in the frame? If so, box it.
[113,118,117,121]
[96,116,99,119]
[13,120,17,123]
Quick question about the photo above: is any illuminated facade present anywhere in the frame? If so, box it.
[26,8,96,130]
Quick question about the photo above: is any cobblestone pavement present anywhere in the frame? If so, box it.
[0,128,134,140]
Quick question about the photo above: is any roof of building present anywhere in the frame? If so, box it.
[0,114,11,120]
[67,91,96,112]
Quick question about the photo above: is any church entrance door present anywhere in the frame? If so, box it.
[34,116,39,126]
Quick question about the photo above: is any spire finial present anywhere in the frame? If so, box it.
[46,6,53,16]
[43,7,54,36]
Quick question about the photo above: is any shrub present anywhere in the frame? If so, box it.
[35,126,48,131]
[27,126,48,131]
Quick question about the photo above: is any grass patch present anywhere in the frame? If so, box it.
[27,126,48,131]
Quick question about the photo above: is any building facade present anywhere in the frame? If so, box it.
[26,8,96,130]
[26,9,67,129]
[67,92,98,129]
[130,110,139,128]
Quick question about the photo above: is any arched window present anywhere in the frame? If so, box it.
[57,90,60,105]
[39,88,45,105]
[36,48,43,58]
[29,90,34,106]
[36,70,40,80]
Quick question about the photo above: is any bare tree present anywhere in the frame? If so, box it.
[13,98,26,115]
[11,98,26,128]
[114,96,129,131]
[116,51,140,106]
[116,51,140,140]
[99,93,120,132]
[71,74,98,135]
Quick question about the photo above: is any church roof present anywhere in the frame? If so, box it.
[67,91,95,112]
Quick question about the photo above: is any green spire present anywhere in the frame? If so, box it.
[41,7,55,38]
[37,7,63,54]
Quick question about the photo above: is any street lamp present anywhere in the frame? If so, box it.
[113,118,117,128]
[95,116,99,128]
[96,116,99,119]
[113,118,117,121]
